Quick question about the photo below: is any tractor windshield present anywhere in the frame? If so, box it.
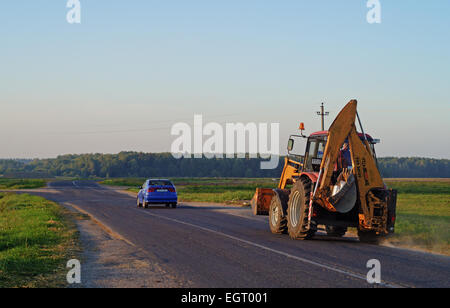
[304,136,327,172]
[302,134,378,173]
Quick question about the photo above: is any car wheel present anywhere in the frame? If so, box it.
[143,201,148,209]
[137,197,142,208]
[171,203,177,209]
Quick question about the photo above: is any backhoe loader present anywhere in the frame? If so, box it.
[251,100,397,243]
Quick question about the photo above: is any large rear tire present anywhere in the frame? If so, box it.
[287,179,316,240]
[143,201,148,209]
[269,195,288,234]
[171,203,177,209]
[137,197,142,208]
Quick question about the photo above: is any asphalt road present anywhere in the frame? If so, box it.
[25,181,450,288]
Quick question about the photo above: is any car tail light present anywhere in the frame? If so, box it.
[147,188,156,193]
[168,187,175,192]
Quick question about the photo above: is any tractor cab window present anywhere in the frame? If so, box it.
[287,135,306,163]
[304,137,327,172]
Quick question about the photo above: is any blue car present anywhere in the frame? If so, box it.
[137,179,178,209]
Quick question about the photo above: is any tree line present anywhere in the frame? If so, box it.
[0,152,449,178]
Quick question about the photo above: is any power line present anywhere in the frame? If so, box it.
[46,113,244,135]
[316,102,330,131]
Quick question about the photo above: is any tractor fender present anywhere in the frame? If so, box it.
[272,189,290,217]
[299,172,319,185]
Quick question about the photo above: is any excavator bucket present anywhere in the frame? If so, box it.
[251,188,273,216]
[329,174,357,213]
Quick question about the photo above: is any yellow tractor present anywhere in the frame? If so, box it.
[251,100,397,243]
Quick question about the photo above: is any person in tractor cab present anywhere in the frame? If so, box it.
[332,142,352,185]
[340,142,352,169]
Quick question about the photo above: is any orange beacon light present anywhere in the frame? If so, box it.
[299,122,305,131]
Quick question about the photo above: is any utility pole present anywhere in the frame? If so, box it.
[316,102,329,131]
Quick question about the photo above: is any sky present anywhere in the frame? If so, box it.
[0,0,449,159]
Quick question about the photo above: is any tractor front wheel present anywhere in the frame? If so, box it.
[287,179,316,240]
[269,195,287,234]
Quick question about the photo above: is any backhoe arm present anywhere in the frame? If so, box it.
[312,100,390,233]
[317,100,357,195]
[348,125,386,231]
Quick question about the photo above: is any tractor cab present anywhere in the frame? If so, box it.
[287,126,380,174]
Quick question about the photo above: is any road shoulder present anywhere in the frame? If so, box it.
[63,202,192,288]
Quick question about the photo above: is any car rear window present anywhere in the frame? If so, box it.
[148,180,173,186]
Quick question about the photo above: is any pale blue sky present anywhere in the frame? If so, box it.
[0,1,449,158]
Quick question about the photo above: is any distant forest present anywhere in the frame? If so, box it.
[0,152,449,179]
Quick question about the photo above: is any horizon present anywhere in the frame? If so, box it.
[1,151,449,161]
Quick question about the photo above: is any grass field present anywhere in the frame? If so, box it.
[102,177,450,254]
[0,179,47,190]
[384,180,450,255]
[0,193,79,288]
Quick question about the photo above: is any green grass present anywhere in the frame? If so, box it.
[0,179,47,190]
[384,180,450,254]
[0,193,79,288]
[100,178,145,187]
[385,180,450,194]
[177,180,277,203]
